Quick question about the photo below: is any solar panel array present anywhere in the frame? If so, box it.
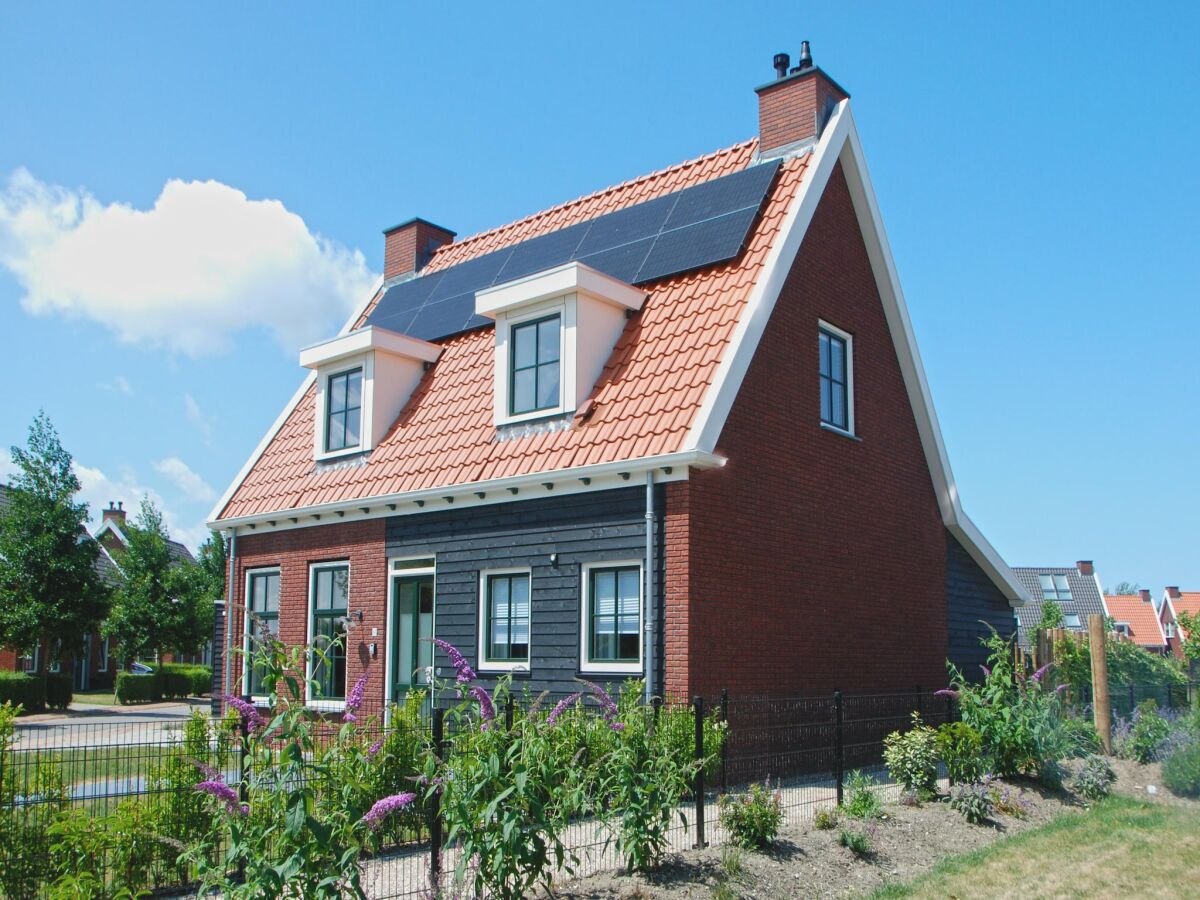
[366,158,781,342]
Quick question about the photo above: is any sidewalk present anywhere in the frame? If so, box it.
[13,697,210,749]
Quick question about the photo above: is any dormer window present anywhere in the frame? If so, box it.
[510,314,562,415]
[325,367,363,453]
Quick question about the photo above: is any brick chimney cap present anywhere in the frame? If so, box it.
[754,66,851,100]
[382,218,457,238]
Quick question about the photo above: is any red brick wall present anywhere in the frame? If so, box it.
[223,519,388,715]
[663,481,692,698]
[383,221,455,279]
[670,161,947,700]
[757,71,847,153]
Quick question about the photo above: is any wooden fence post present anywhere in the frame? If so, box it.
[1088,614,1113,754]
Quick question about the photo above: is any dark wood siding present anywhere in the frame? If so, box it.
[946,529,1017,679]
[385,486,660,697]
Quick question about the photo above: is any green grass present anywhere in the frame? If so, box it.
[872,796,1200,899]
[70,689,118,705]
[7,744,192,786]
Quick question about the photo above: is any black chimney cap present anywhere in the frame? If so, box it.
[773,52,790,79]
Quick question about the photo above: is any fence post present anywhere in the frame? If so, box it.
[692,695,706,849]
[833,690,844,807]
[1088,614,1113,754]
[719,688,729,796]
[430,707,445,884]
[237,694,251,884]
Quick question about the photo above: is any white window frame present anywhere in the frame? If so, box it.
[98,636,109,673]
[818,319,855,437]
[316,363,368,460]
[243,566,281,705]
[494,299,572,426]
[385,556,438,707]
[20,645,39,673]
[579,560,644,675]
[306,560,351,711]
[1166,622,1176,639]
[477,567,532,673]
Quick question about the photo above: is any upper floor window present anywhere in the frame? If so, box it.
[1039,574,1072,602]
[510,314,561,416]
[1166,622,1176,639]
[480,569,530,670]
[325,368,363,453]
[819,322,853,434]
[20,646,39,673]
[310,563,349,702]
[246,568,281,697]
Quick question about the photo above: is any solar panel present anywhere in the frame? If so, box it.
[366,158,780,342]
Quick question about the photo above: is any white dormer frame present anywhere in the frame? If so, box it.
[300,326,442,462]
[476,262,646,427]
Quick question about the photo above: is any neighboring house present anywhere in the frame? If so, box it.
[1103,590,1168,654]
[1161,586,1200,662]
[1012,562,1107,649]
[209,47,1028,715]
[0,484,123,689]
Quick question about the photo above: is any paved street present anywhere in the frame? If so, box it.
[13,698,209,750]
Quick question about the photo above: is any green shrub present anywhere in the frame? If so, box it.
[936,721,985,784]
[813,806,838,830]
[1072,754,1116,801]
[883,713,939,797]
[1115,701,1171,763]
[1162,743,1200,798]
[949,780,994,824]
[1060,715,1102,757]
[843,770,881,820]
[115,672,161,704]
[718,781,784,849]
[0,671,45,712]
[838,825,873,855]
[45,673,73,709]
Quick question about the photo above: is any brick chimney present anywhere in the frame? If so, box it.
[383,218,456,280]
[755,42,849,156]
[1166,586,1182,599]
[1076,560,1094,576]
[1139,589,1152,603]
[101,501,126,529]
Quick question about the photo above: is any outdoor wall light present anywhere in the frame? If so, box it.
[549,552,558,566]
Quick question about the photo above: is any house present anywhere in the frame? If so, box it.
[1012,562,1107,649]
[209,46,1028,715]
[1161,586,1200,662]
[1102,590,1169,654]
[0,484,123,689]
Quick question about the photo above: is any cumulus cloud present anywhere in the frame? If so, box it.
[154,456,217,503]
[74,462,209,551]
[0,168,378,356]
[184,393,214,444]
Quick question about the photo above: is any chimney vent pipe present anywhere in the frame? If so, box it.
[773,53,790,79]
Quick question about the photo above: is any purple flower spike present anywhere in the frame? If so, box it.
[344,669,370,722]
[980,665,992,679]
[196,779,245,814]
[546,692,583,726]
[225,696,266,734]
[609,721,626,733]
[368,738,384,757]
[429,638,477,683]
[1055,683,1070,694]
[470,685,496,730]
[584,681,625,730]
[934,689,959,699]
[361,792,416,830]
[1031,663,1051,684]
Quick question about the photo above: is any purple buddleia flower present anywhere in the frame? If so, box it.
[934,689,959,699]
[361,792,416,830]
[1055,683,1070,694]
[344,669,370,722]
[196,780,246,815]
[429,639,477,683]
[225,696,266,734]
[980,665,992,679]
[470,685,496,730]
[546,692,583,726]
[1031,663,1051,684]
[583,681,625,731]
[368,738,384,758]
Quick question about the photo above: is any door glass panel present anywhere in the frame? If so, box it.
[393,575,435,696]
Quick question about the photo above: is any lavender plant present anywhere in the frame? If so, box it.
[1072,754,1116,802]
[949,779,995,824]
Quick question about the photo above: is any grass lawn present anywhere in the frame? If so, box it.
[873,796,1200,899]
[71,689,118,705]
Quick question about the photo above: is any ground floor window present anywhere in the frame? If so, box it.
[479,569,530,670]
[310,562,349,702]
[246,568,280,696]
[20,646,39,673]
[98,636,109,672]
[581,561,642,674]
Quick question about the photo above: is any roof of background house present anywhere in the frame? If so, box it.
[94,518,195,565]
[1103,594,1167,648]
[2,483,123,586]
[1012,566,1107,647]
[1169,592,1200,625]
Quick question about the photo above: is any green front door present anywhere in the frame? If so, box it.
[391,575,435,700]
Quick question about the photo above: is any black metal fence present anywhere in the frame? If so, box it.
[9,681,1185,898]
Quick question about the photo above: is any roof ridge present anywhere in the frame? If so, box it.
[427,138,758,262]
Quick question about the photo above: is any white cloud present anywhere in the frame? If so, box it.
[0,168,378,356]
[74,462,209,551]
[154,456,216,503]
[184,393,214,444]
[98,374,133,395]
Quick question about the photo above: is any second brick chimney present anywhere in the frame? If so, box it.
[1166,586,1182,600]
[102,501,126,529]
[1139,589,1152,604]
[383,218,456,281]
[755,42,849,156]
[1076,560,1094,577]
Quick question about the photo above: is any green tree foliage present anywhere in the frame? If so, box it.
[1054,632,1185,694]
[196,531,228,607]
[1038,601,1065,630]
[0,413,109,667]
[1110,581,1142,596]
[1176,611,1200,665]
[105,498,212,661]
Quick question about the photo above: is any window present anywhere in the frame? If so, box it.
[1114,622,1132,637]
[819,322,853,433]
[20,646,38,673]
[582,563,642,673]
[325,368,363,453]
[48,640,62,674]
[1064,614,1082,629]
[310,564,349,702]
[98,636,109,673]
[480,570,530,669]
[1039,574,1072,602]
[246,569,281,697]
[509,314,561,416]
[1167,622,1176,639]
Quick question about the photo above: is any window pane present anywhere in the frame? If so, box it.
[331,567,349,610]
[266,573,280,613]
[820,378,832,424]
[537,361,559,408]
[819,332,831,377]
[594,632,614,661]
[618,570,640,616]
[830,337,845,383]
[513,322,536,369]
[594,572,616,617]
[512,368,536,414]
[344,408,360,447]
[1054,575,1070,593]
[1039,575,1054,590]
[328,411,346,450]
[346,370,362,410]
[316,570,331,610]
[330,373,347,413]
[538,317,560,362]
[830,383,846,429]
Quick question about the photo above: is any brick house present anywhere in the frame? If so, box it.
[1103,590,1169,654]
[1161,587,1200,662]
[210,48,1028,716]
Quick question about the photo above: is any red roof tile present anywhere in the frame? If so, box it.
[1104,595,1166,648]
[219,140,813,521]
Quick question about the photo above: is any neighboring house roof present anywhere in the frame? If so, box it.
[0,483,9,514]
[1168,591,1200,638]
[93,518,195,564]
[209,100,1029,606]
[1103,594,1167,648]
[1012,565,1107,646]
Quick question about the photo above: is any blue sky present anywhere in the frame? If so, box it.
[1,3,1197,591]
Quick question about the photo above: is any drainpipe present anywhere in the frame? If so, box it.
[644,472,656,703]
[222,528,237,712]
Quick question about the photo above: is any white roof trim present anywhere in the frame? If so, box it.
[683,100,1028,606]
[299,325,441,369]
[476,261,646,318]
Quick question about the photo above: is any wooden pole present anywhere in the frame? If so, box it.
[1088,614,1113,755]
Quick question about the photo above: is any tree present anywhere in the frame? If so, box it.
[196,531,228,607]
[1110,581,1142,596]
[1037,601,1064,631]
[105,498,211,662]
[1177,611,1200,666]
[0,412,109,669]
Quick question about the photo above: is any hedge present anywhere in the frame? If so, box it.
[155,664,213,698]
[45,673,73,709]
[115,672,161,704]
[0,671,46,713]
